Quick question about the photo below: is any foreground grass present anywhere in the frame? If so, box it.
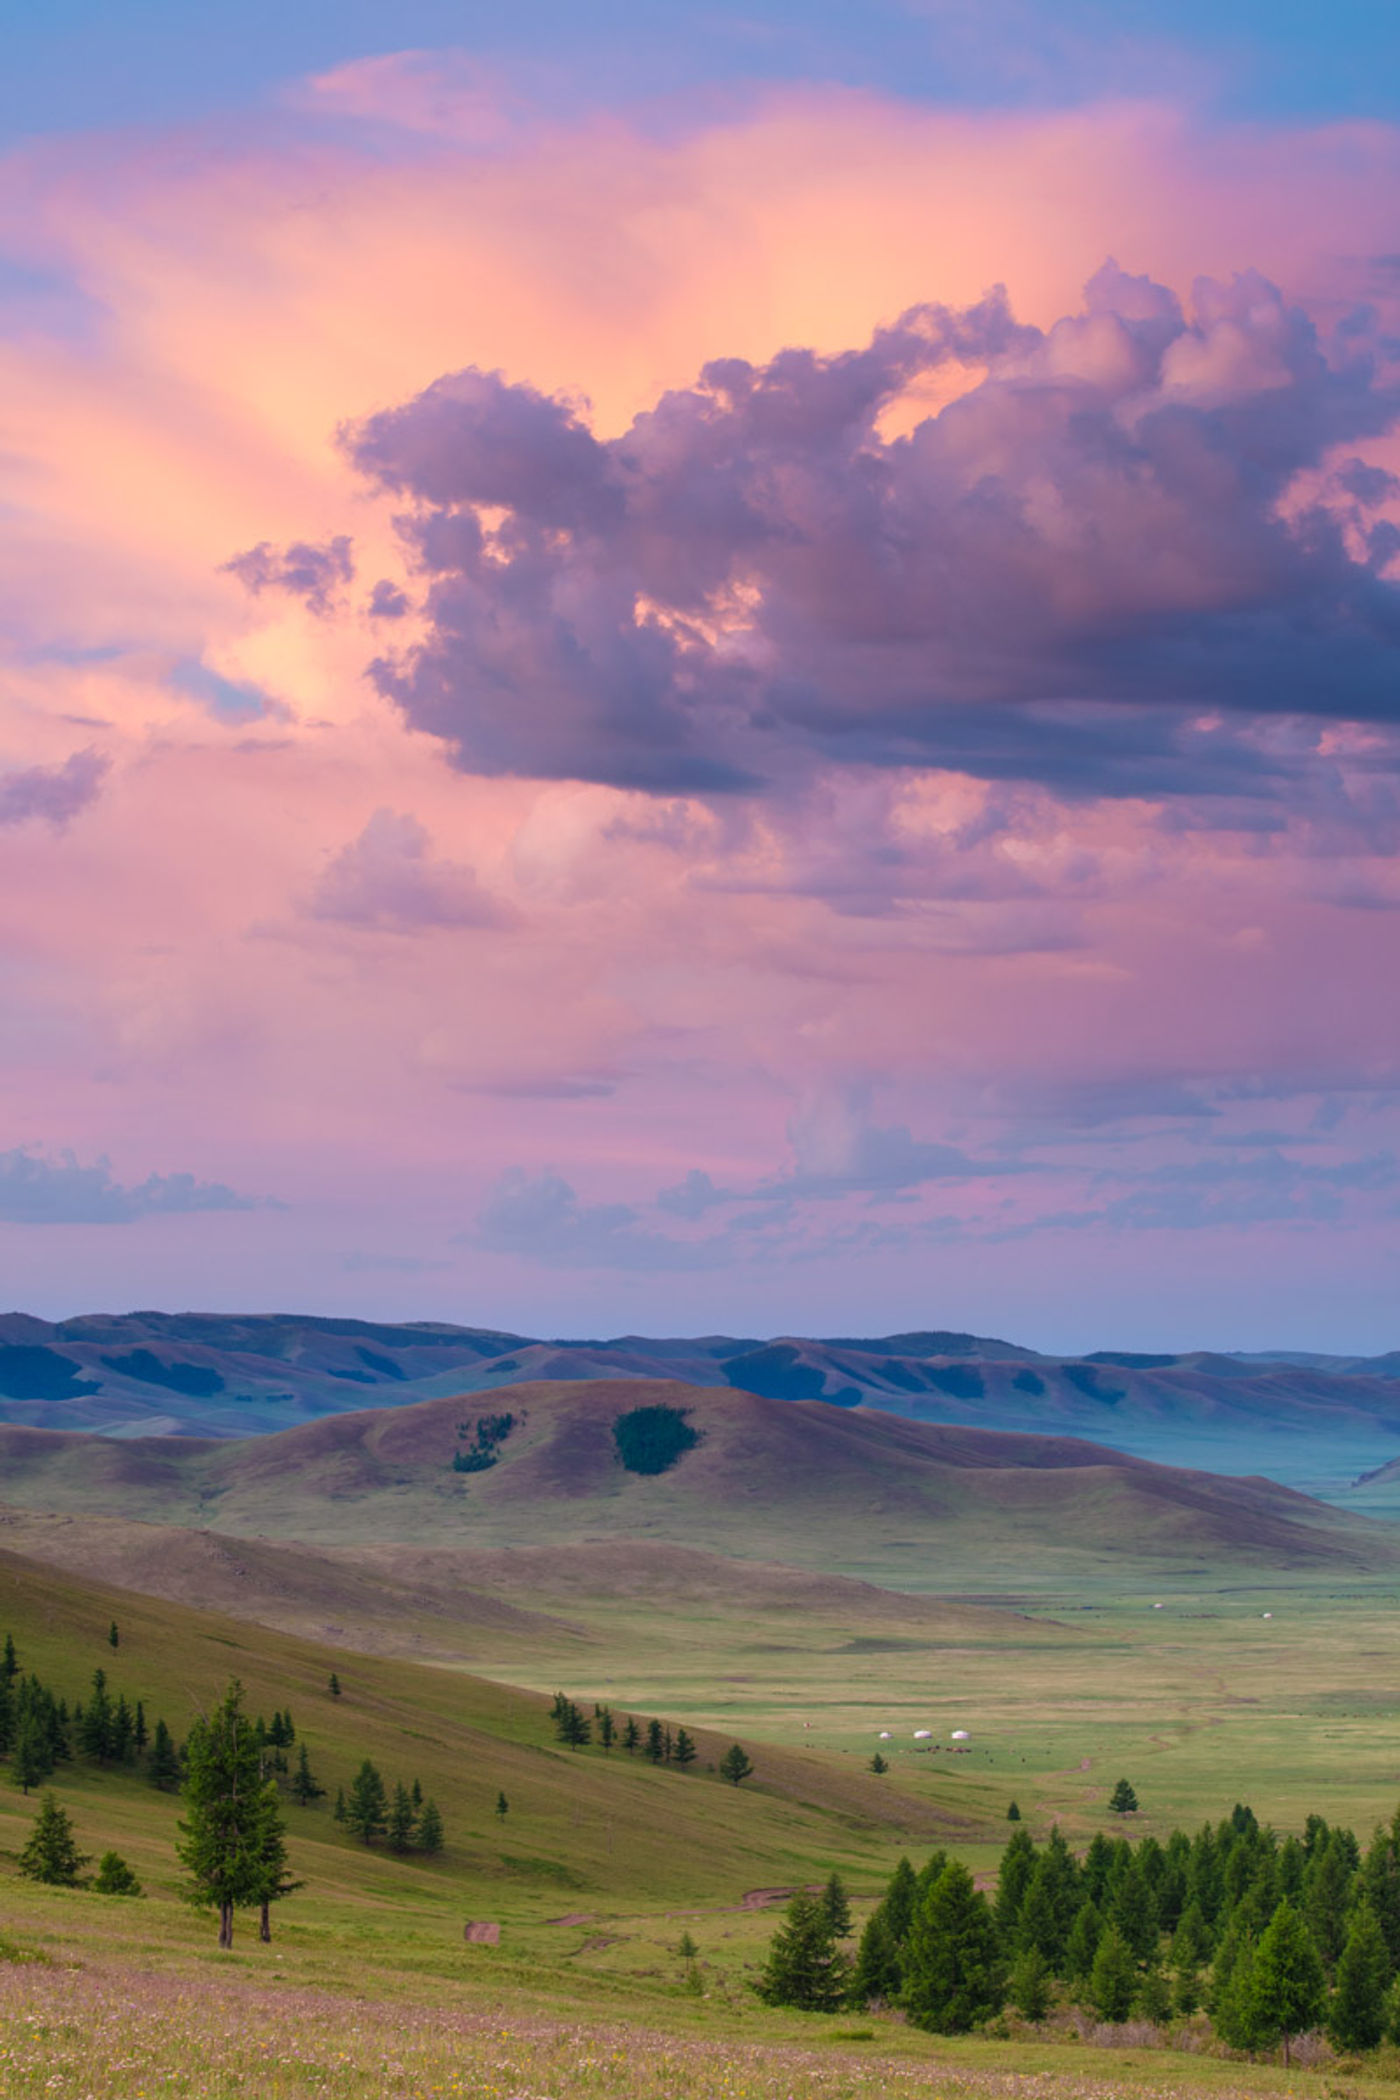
[0,1956,1381,2100]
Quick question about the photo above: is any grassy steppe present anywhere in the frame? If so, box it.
[7,1380,1400,2096]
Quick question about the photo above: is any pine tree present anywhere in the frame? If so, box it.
[719,1743,753,1787]
[1009,1946,1051,2021]
[93,1849,142,1896]
[148,1718,181,1791]
[1,1633,17,1682]
[417,1799,444,1854]
[333,1786,346,1822]
[79,1669,113,1763]
[254,1781,301,1942]
[1089,1924,1137,2022]
[112,1695,135,1764]
[1305,1831,1355,1971]
[328,1673,341,1698]
[555,1700,591,1749]
[1359,1818,1400,1970]
[663,1726,674,1764]
[345,1759,388,1844]
[108,1621,119,1649]
[12,1713,52,1794]
[674,1729,697,1768]
[1136,1961,1172,2022]
[1109,1778,1139,1815]
[1250,1901,1325,2064]
[756,1890,850,2011]
[821,1870,852,1938]
[1110,1853,1160,1963]
[645,1719,664,1764]
[1007,1800,1022,1821]
[411,1777,422,1810]
[595,1704,615,1751]
[902,1860,1003,2034]
[1214,1934,1269,2053]
[1065,1899,1104,1983]
[993,1825,1036,1945]
[1329,1901,1389,2052]
[18,1793,87,1886]
[291,1742,324,1805]
[176,1681,274,1948]
[495,1790,509,1819]
[621,1716,640,1754]
[851,1908,903,2005]
[870,1752,888,1774]
[1017,1860,1063,1966]
[389,1782,416,1853]
[134,1701,148,1754]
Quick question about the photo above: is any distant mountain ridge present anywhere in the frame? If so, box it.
[4,1308,1400,1492]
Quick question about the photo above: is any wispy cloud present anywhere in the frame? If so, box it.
[0,1148,272,1225]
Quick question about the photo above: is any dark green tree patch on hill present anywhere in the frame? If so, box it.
[1063,1363,1126,1405]
[355,1347,405,1380]
[453,1413,516,1473]
[721,1344,829,1400]
[612,1403,702,1475]
[926,1365,985,1401]
[0,1346,99,1402]
[1012,1368,1045,1395]
[1087,1352,1179,1370]
[100,1349,224,1398]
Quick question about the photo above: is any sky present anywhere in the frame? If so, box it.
[4,3,1400,1350]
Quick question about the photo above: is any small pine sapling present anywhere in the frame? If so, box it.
[18,1794,88,1886]
[93,1849,142,1897]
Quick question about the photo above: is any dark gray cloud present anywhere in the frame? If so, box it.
[0,1147,266,1224]
[342,264,1400,801]
[0,749,108,829]
[224,534,355,614]
[306,808,513,932]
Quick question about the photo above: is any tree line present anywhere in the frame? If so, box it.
[550,1694,753,1785]
[762,1799,1400,2061]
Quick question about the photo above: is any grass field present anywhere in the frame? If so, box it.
[8,1382,1400,2094]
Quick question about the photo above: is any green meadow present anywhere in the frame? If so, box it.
[7,1383,1400,2094]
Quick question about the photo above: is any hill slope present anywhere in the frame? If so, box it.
[5,1309,1400,1487]
[0,1377,1390,1588]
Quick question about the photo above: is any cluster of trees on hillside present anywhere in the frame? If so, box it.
[332,1760,444,1853]
[550,1694,752,1784]
[764,1803,1400,2061]
[0,1638,185,1794]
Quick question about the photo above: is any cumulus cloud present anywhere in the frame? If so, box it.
[223,535,355,614]
[0,749,108,829]
[0,1147,266,1224]
[343,264,1400,801]
[307,809,513,931]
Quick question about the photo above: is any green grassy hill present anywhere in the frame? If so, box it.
[0,1543,981,1923]
[0,1377,1391,1589]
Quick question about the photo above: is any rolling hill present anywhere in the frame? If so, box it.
[4,1309,1400,1488]
[0,1376,1391,1590]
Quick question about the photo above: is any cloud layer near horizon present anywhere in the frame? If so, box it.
[4,61,1400,1344]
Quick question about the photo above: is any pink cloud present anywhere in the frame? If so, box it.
[1,70,1400,1337]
